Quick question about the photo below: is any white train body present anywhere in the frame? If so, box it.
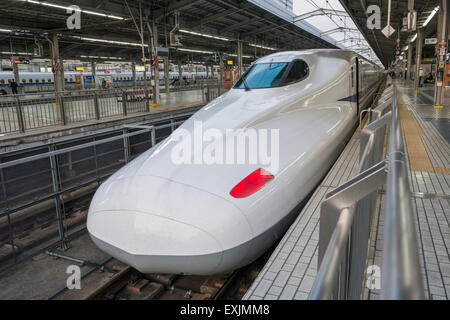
[87,49,383,275]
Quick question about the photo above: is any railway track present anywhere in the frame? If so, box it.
[83,249,272,301]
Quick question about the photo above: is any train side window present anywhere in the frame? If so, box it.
[8,79,12,83]
[283,60,309,85]
[22,79,26,83]
[0,79,4,84]
[29,79,33,83]
[36,79,40,83]
[42,79,45,82]
[48,78,51,82]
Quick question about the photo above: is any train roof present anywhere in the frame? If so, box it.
[255,49,378,67]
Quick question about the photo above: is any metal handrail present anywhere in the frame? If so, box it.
[381,88,424,299]
[309,81,424,299]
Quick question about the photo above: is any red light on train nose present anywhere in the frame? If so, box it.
[230,168,274,198]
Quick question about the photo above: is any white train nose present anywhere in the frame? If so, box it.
[87,174,254,274]
[88,210,224,274]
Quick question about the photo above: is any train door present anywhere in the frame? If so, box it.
[355,57,360,116]
[351,57,360,116]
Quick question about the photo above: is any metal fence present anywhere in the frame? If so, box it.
[0,112,194,273]
[309,79,424,299]
[0,80,224,135]
[9,78,221,94]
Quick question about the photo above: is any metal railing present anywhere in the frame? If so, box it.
[0,111,195,273]
[2,77,221,94]
[309,79,424,299]
[0,83,217,135]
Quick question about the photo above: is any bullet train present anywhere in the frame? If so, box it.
[0,70,214,88]
[87,49,384,275]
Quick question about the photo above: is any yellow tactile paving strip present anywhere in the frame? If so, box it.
[397,90,450,174]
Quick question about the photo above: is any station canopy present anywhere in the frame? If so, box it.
[293,0,382,66]
[338,0,440,67]
[0,0,341,65]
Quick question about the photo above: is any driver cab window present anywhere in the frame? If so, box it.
[283,60,309,84]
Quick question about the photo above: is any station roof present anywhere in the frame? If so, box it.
[0,0,339,65]
[339,0,440,66]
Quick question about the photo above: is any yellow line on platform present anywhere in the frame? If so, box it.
[397,91,434,172]
[397,90,450,174]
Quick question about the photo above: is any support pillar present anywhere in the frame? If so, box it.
[206,64,209,79]
[52,33,64,93]
[151,21,160,104]
[219,53,224,93]
[178,61,182,89]
[13,61,20,93]
[406,44,412,82]
[91,61,96,88]
[434,0,449,107]
[413,29,423,92]
[237,40,243,77]
[164,57,169,94]
[131,61,136,87]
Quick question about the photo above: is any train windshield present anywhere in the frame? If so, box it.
[234,63,288,89]
[234,60,308,89]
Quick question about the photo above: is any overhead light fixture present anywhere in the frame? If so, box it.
[177,48,214,54]
[410,33,417,42]
[179,29,230,41]
[0,28,12,33]
[1,51,33,55]
[81,37,145,47]
[228,53,253,59]
[423,6,439,27]
[249,43,277,51]
[80,55,124,60]
[19,0,124,20]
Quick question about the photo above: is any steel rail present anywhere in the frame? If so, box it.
[380,89,424,299]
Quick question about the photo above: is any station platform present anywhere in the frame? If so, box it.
[244,82,450,300]
[0,89,205,138]
[0,89,205,150]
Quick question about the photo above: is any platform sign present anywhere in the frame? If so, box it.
[76,66,84,71]
[381,25,395,38]
[425,38,437,45]
[83,75,94,86]
[227,60,234,65]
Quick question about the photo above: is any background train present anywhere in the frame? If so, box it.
[87,49,384,275]
[0,70,216,90]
